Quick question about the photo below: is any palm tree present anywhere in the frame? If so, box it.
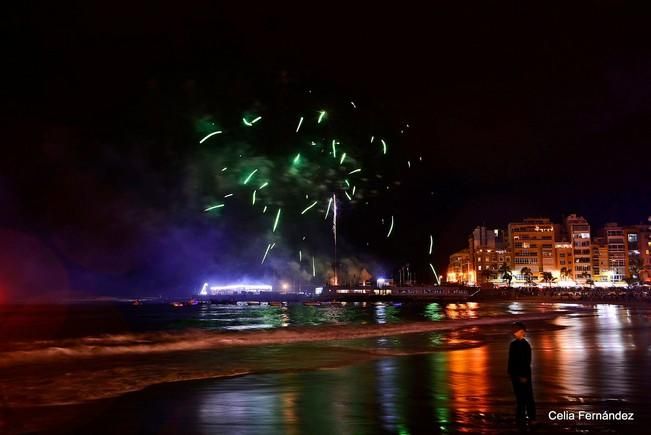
[498,262,512,287]
[520,267,534,286]
[560,267,568,280]
[541,271,556,288]
[579,271,591,284]
[480,268,493,284]
[627,256,642,285]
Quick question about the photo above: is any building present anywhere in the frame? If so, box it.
[448,215,651,288]
[624,223,651,283]
[590,237,610,283]
[201,283,274,295]
[507,218,556,282]
[565,214,592,283]
[643,217,651,283]
[554,241,574,282]
[601,223,627,283]
[446,248,474,285]
[468,226,508,284]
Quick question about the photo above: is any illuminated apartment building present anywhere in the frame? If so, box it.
[591,237,610,283]
[554,241,573,280]
[564,214,592,283]
[643,217,651,282]
[446,248,474,284]
[507,218,556,281]
[602,223,627,282]
[624,224,651,282]
[468,226,509,284]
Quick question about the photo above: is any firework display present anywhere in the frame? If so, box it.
[197,98,435,284]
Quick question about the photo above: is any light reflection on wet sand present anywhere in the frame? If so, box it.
[3,303,650,434]
[187,304,651,434]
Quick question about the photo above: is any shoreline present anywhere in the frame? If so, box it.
[6,302,649,434]
[1,306,627,435]
[3,310,573,410]
[0,309,577,368]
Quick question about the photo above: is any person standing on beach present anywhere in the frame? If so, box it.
[508,321,536,424]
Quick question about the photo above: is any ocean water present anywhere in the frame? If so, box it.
[1,301,650,433]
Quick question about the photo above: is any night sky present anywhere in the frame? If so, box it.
[2,3,650,300]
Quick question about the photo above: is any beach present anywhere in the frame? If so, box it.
[1,301,650,433]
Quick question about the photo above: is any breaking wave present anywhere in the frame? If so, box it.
[0,309,578,410]
[0,312,560,368]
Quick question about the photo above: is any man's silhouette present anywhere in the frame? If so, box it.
[508,321,536,423]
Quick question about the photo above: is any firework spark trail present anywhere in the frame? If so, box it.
[324,197,333,220]
[429,234,434,255]
[300,201,318,215]
[299,250,302,262]
[202,99,415,275]
[312,256,316,277]
[261,243,272,264]
[204,204,224,212]
[243,116,262,126]
[429,263,441,285]
[243,169,258,184]
[273,208,282,232]
[332,193,338,285]
[199,131,223,144]
[386,215,394,238]
[332,194,337,246]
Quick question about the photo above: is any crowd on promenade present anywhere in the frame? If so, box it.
[489,286,651,302]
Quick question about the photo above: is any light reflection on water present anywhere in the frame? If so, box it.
[186,304,651,434]
[545,303,643,401]
[4,302,651,433]
[186,301,489,332]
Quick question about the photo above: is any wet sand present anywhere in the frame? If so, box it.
[3,303,650,434]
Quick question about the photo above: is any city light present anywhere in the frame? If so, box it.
[207,284,273,294]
